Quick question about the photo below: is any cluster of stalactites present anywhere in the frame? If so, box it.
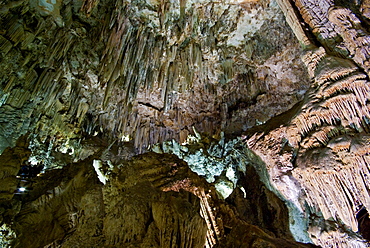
[286,44,370,236]
[328,7,370,75]
[95,0,259,151]
[97,1,208,151]
[294,136,370,234]
[290,49,370,150]
[251,1,370,246]
[307,227,368,248]
[0,5,90,153]
[293,2,370,77]
[293,0,337,42]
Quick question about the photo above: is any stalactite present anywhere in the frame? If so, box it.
[300,126,340,149]
[314,58,358,87]
[281,42,370,246]
[328,7,370,76]
[0,35,13,54]
[243,2,370,243]
[317,73,368,100]
[293,140,370,237]
[198,190,220,248]
[7,21,24,46]
[290,49,370,144]
[46,31,75,66]
[5,88,30,109]
[293,0,336,41]
[301,47,327,79]
[276,0,311,47]
[80,0,99,16]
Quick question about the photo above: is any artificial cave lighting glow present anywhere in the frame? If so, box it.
[58,142,74,155]
[93,160,108,185]
[214,181,234,199]
[240,186,246,198]
[226,166,237,185]
[18,187,26,192]
[28,156,39,166]
[121,134,130,142]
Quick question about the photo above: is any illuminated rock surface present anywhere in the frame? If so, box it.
[0,0,370,247]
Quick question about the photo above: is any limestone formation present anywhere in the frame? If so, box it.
[1,0,370,247]
[246,1,370,246]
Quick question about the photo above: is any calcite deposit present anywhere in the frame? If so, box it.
[1,0,370,247]
[247,0,370,246]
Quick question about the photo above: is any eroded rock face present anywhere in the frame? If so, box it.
[2,0,370,247]
[246,1,370,246]
[0,0,308,155]
[0,147,316,248]
[4,152,208,247]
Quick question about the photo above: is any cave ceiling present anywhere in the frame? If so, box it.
[1,0,370,247]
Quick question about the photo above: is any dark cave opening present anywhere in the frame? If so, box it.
[357,206,370,241]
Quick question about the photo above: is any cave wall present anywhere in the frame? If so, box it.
[0,0,309,154]
[247,0,370,246]
[0,142,317,248]
[1,0,370,247]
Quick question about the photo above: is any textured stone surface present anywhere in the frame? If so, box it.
[7,152,209,248]
[0,147,316,248]
[0,0,308,155]
[1,0,370,247]
[246,1,370,246]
